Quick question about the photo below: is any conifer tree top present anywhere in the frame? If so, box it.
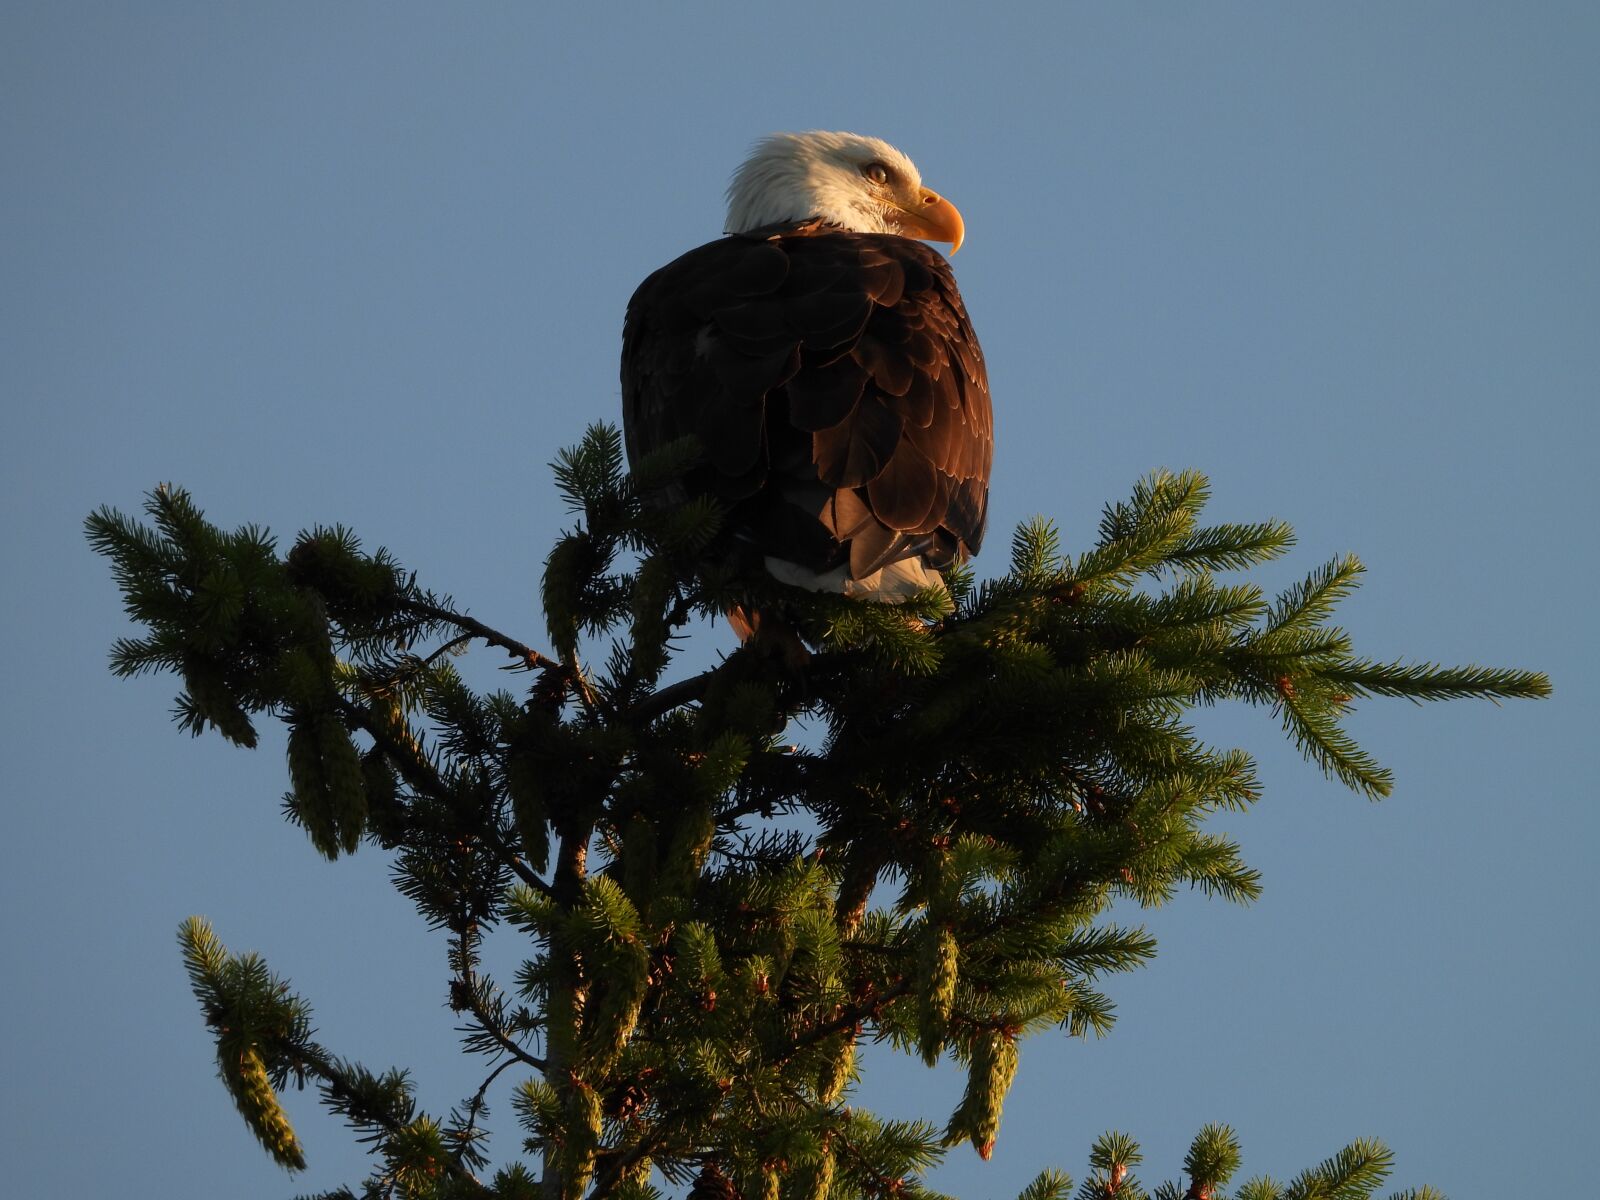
[86,433,1547,1199]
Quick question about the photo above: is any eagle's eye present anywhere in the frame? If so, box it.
[860,161,891,186]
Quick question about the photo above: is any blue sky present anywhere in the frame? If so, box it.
[3,3,1594,1195]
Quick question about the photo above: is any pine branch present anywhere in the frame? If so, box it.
[1277,689,1394,799]
[775,979,916,1064]
[333,695,555,899]
[1318,657,1551,702]
[1262,556,1365,637]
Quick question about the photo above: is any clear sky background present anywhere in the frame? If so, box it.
[3,4,1594,1196]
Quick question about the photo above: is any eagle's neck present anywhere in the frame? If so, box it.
[725,162,891,236]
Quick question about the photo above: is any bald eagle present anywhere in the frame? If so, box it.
[622,131,991,618]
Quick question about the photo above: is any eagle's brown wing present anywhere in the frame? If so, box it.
[622,225,990,583]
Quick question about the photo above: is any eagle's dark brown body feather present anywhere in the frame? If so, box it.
[622,222,991,589]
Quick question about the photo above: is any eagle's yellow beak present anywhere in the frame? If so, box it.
[893,188,965,254]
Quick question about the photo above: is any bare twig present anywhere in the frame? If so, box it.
[485,825,558,899]
[460,957,549,1074]
[421,631,475,667]
[633,666,719,723]
[404,599,557,673]
[454,1055,523,1161]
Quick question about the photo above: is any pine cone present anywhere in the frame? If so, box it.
[689,1163,741,1200]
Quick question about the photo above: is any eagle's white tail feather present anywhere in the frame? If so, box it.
[763,555,945,602]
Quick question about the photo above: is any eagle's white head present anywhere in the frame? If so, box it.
[724,131,964,252]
